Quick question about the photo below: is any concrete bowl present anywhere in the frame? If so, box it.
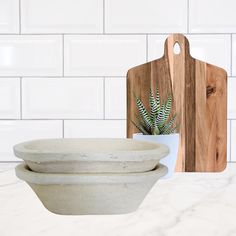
[15,163,167,215]
[13,138,169,173]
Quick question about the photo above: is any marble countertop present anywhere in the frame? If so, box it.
[1,163,236,236]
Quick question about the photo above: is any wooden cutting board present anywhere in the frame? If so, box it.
[127,34,227,172]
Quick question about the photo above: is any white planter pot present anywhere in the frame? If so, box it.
[13,138,169,174]
[15,163,167,215]
[133,133,179,178]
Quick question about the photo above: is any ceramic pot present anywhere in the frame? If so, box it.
[13,138,169,174]
[15,163,167,215]
[133,133,179,178]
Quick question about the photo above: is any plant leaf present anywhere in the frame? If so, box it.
[156,85,161,113]
[161,114,177,134]
[134,113,151,134]
[151,126,160,135]
[165,125,178,134]
[155,103,165,130]
[156,95,172,129]
[135,96,152,129]
[131,120,149,135]
[149,88,158,124]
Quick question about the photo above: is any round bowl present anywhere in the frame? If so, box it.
[15,163,167,215]
[13,138,169,173]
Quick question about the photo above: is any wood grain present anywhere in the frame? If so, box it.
[127,34,227,172]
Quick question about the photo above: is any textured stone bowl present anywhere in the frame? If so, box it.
[13,138,169,173]
[15,163,167,215]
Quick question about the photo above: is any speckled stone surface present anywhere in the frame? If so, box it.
[1,163,236,236]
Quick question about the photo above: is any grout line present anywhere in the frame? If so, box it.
[231,34,233,77]
[0,118,127,121]
[0,33,234,36]
[20,77,22,119]
[187,0,189,33]
[146,34,148,62]
[0,76,126,78]
[0,117,234,121]
[0,118,235,121]
[0,75,177,79]
[2,73,233,78]
[103,0,105,34]
[19,0,21,34]
[62,34,64,77]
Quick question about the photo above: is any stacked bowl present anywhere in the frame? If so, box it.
[14,138,169,215]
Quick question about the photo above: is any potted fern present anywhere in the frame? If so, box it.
[132,85,179,178]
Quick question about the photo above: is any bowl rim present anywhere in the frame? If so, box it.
[15,163,168,185]
[13,138,170,162]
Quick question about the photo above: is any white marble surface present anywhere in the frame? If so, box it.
[1,163,236,236]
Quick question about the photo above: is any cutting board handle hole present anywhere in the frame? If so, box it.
[173,42,181,55]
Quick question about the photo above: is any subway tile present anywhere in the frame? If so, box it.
[0,120,62,161]
[232,35,236,76]
[0,0,19,33]
[147,35,167,59]
[187,35,230,76]
[105,77,126,119]
[105,0,187,33]
[228,77,236,119]
[64,120,126,138]
[0,78,20,119]
[21,0,103,33]
[64,35,146,76]
[189,0,236,33]
[227,120,230,162]
[0,35,62,76]
[22,78,103,119]
[148,35,231,75]
[231,120,236,162]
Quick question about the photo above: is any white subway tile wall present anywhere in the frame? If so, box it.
[0,35,62,76]
[0,120,62,161]
[0,0,19,33]
[64,120,126,138]
[189,0,236,33]
[0,78,20,119]
[21,0,103,33]
[64,35,146,76]
[148,35,231,74]
[105,0,188,33]
[228,77,236,119]
[232,35,236,76]
[0,0,234,161]
[22,78,103,119]
[105,77,126,119]
[231,121,236,162]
